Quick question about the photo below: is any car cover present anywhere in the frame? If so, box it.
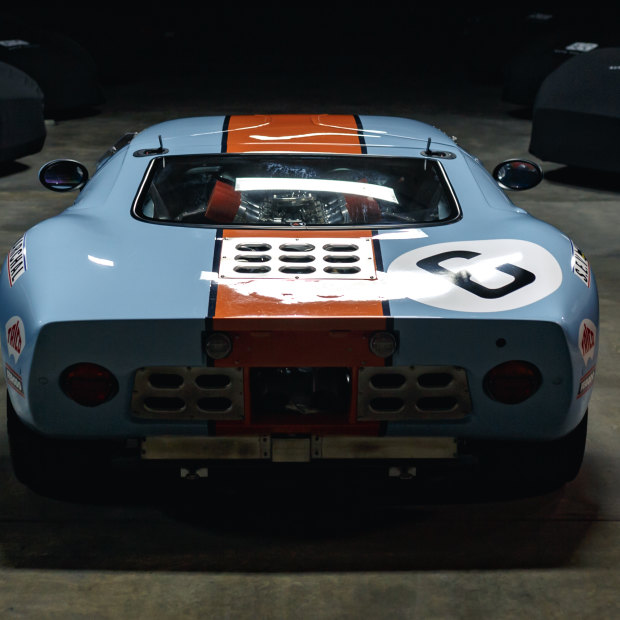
[0,61,45,163]
[0,16,104,118]
[502,22,618,107]
[529,47,620,172]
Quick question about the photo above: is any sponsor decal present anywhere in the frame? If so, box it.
[5,364,23,397]
[571,242,590,287]
[8,236,26,287]
[386,239,562,312]
[578,366,596,399]
[579,319,596,364]
[6,316,25,362]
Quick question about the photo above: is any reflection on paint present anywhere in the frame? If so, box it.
[88,255,115,267]
[234,177,398,203]
[213,270,450,305]
[440,252,524,287]
[249,131,377,142]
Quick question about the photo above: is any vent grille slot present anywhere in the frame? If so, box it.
[280,254,315,263]
[233,265,271,274]
[358,365,471,420]
[236,243,272,252]
[220,236,376,279]
[323,243,359,252]
[132,367,244,420]
[279,243,315,252]
[235,254,271,262]
[324,255,359,263]
[279,265,316,274]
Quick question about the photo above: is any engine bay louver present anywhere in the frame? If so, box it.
[219,237,376,279]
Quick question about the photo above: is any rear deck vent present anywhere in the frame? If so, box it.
[220,237,376,279]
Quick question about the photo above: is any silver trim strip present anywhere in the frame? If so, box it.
[141,435,458,461]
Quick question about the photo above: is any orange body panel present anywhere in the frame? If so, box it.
[225,114,364,154]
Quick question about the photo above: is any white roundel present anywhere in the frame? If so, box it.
[387,239,562,312]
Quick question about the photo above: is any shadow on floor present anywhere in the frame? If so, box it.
[0,458,597,573]
[544,167,620,193]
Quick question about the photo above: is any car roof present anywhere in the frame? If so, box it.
[129,114,457,156]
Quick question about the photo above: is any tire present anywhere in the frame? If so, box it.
[472,411,588,489]
[6,391,114,497]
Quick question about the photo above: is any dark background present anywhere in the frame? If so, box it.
[4,4,615,89]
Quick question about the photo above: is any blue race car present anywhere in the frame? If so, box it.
[1,114,598,492]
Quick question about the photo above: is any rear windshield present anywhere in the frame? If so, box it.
[134,154,459,227]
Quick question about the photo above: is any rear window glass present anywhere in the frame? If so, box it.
[134,154,459,227]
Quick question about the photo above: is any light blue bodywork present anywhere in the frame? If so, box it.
[0,115,598,442]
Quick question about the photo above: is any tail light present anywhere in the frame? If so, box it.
[484,360,541,404]
[60,363,118,406]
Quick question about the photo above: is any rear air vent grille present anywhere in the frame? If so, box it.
[132,367,244,420]
[357,366,471,420]
[219,236,376,279]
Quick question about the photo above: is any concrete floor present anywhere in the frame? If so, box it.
[0,61,619,619]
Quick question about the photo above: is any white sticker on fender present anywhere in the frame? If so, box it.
[8,236,26,287]
[5,364,24,397]
[579,318,596,364]
[386,239,562,312]
[6,316,25,362]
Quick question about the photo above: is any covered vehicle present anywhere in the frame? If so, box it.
[0,61,45,163]
[0,16,104,118]
[1,114,598,493]
[529,47,620,172]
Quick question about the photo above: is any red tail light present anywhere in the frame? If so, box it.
[60,363,118,407]
[484,361,541,404]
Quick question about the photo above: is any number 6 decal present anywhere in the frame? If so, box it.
[417,250,536,299]
[387,239,562,312]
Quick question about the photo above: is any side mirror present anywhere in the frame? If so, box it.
[492,159,543,191]
[38,159,89,192]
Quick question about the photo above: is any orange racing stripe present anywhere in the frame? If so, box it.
[225,114,365,154]
[215,116,383,432]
